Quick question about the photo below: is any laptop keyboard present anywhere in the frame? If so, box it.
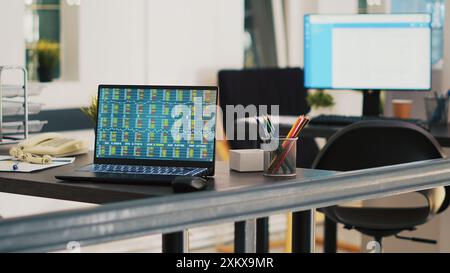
[80,164,207,176]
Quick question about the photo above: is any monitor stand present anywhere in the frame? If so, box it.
[362,90,381,117]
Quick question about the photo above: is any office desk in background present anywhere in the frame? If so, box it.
[302,123,450,147]
[264,116,450,147]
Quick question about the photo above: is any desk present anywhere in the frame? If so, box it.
[303,122,450,147]
[2,157,450,253]
[238,116,450,147]
[302,123,450,147]
[0,148,335,253]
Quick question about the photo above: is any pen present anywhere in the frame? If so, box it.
[52,159,73,163]
[12,161,19,171]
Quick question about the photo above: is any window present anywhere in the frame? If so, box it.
[360,0,445,66]
[244,0,277,68]
[24,0,61,81]
[391,0,445,66]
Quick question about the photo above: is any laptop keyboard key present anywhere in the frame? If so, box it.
[82,164,207,176]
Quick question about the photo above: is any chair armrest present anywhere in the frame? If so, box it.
[417,186,446,219]
[318,206,340,223]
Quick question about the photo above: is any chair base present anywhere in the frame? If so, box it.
[353,227,414,239]
[352,227,415,253]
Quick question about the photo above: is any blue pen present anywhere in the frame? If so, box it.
[12,162,20,171]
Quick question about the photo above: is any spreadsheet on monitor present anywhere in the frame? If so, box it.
[304,14,432,90]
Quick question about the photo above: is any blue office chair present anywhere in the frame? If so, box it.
[313,121,450,251]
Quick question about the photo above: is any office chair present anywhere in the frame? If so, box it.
[313,120,450,251]
[218,68,320,253]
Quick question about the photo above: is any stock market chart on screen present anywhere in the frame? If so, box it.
[95,87,217,162]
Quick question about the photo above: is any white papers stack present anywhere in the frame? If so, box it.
[0,156,75,173]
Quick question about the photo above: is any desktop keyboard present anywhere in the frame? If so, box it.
[80,164,207,176]
[309,115,429,130]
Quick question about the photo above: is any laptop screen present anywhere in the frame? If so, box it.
[95,86,217,163]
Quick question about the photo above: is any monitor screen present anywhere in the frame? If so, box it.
[304,14,431,90]
[95,86,217,162]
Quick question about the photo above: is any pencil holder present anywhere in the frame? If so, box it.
[262,137,297,177]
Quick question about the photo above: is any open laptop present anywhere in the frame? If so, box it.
[56,85,218,185]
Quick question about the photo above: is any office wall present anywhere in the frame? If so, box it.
[0,0,25,82]
[285,0,317,68]
[60,2,80,81]
[0,0,24,66]
[318,0,359,14]
[34,0,244,110]
[79,0,147,84]
[144,0,244,85]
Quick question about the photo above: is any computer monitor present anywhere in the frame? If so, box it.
[304,14,432,91]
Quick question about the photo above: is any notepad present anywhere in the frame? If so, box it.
[0,156,75,173]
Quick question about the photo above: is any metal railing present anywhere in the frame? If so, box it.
[1,158,450,252]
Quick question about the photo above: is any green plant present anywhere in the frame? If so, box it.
[307,90,335,109]
[34,40,60,81]
[81,95,98,126]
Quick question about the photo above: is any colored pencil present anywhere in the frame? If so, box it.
[258,115,295,172]
[268,115,305,167]
[270,117,310,173]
